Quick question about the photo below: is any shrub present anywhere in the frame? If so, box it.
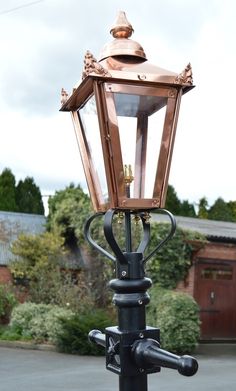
[56,309,115,355]
[0,324,30,341]
[0,284,18,324]
[44,306,75,343]
[10,302,74,343]
[147,286,200,354]
[146,223,205,289]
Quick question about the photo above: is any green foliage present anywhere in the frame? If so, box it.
[228,201,236,221]
[47,183,91,246]
[198,197,209,219]
[0,284,18,323]
[10,232,64,304]
[16,177,44,215]
[179,200,196,217]
[146,223,205,289]
[165,185,196,217]
[56,309,115,355]
[208,197,234,222]
[47,185,114,307]
[10,232,93,308]
[30,270,94,310]
[198,196,236,222]
[147,286,200,354]
[10,232,64,280]
[0,168,44,214]
[165,185,181,215]
[0,325,26,341]
[0,168,18,212]
[10,302,74,343]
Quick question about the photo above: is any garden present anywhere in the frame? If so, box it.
[0,185,204,355]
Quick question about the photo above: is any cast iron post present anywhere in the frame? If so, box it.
[86,209,198,391]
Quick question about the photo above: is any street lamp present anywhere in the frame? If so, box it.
[60,11,198,391]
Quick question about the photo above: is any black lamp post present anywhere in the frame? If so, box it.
[60,11,198,391]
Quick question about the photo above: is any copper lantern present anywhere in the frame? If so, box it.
[60,11,194,212]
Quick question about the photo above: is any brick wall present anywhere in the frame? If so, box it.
[195,241,236,261]
[176,265,195,296]
[0,266,12,284]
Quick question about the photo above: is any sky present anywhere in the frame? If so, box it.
[0,0,235,212]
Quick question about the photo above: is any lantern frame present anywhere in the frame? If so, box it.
[60,14,194,212]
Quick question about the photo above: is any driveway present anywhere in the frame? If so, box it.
[0,345,235,391]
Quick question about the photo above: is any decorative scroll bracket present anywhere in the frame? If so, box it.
[175,63,193,85]
[82,50,112,79]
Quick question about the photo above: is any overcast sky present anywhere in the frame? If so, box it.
[0,0,235,211]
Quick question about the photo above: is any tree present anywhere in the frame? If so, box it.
[10,232,64,303]
[198,197,208,219]
[208,197,233,222]
[10,232,64,280]
[228,201,236,222]
[16,177,44,215]
[47,184,113,307]
[0,168,18,211]
[47,183,92,247]
[165,185,181,215]
[10,232,91,309]
[0,168,44,215]
[165,186,196,217]
[179,200,196,217]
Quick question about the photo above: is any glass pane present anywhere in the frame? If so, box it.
[116,115,137,197]
[201,267,233,280]
[79,95,108,204]
[114,93,167,117]
[145,107,166,198]
[113,92,168,199]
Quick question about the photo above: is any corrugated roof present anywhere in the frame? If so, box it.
[0,211,46,265]
[151,213,236,242]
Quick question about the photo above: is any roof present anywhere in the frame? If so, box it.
[151,213,236,243]
[0,211,46,265]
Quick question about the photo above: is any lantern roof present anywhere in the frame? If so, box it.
[60,11,194,112]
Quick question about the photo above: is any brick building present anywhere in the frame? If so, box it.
[153,214,236,340]
[0,211,45,284]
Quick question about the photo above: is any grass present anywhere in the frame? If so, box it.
[0,324,33,342]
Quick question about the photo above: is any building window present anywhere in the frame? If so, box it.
[201,267,233,280]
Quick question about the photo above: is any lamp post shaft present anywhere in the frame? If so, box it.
[112,275,149,390]
[110,215,150,391]
[119,374,147,391]
[87,209,198,391]
[125,211,132,253]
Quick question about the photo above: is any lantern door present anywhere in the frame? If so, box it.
[99,81,182,210]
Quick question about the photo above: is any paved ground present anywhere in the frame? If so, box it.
[0,344,236,391]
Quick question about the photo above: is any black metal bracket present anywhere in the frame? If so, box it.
[105,326,161,376]
[89,327,198,377]
[142,209,176,264]
[84,208,176,267]
[84,212,116,262]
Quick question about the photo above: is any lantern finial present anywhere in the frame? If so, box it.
[99,11,146,61]
[110,11,134,39]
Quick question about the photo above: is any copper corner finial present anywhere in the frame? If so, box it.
[61,88,68,105]
[82,50,111,79]
[110,11,134,39]
[175,63,193,85]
